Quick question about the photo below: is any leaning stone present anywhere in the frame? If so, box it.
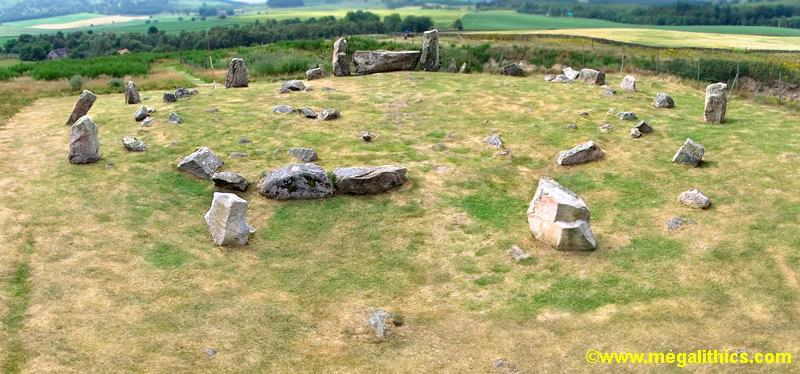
[332,37,350,77]
[66,90,96,125]
[578,68,606,85]
[320,108,340,121]
[679,189,711,209]
[620,75,636,91]
[204,192,254,246]
[509,245,531,261]
[458,62,467,74]
[257,163,334,200]
[563,67,580,80]
[122,136,147,152]
[419,29,440,72]
[281,80,306,92]
[124,81,141,104]
[654,93,675,108]
[288,147,318,162]
[273,105,294,114]
[556,141,605,166]
[68,116,100,164]
[168,112,182,124]
[617,111,637,121]
[298,107,317,118]
[225,58,249,88]
[527,177,596,251]
[177,147,224,179]
[367,309,401,340]
[672,138,704,167]
[704,82,727,123]
[353,50,421,75]
[163,92,177,103]
[306,65,325,80]
[333,165,407,195]
[500,63,525,77]
[484,133,503,148]
[211,171,249,192]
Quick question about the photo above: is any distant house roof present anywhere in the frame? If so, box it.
[47,48,70,60]
[117,48,130,55]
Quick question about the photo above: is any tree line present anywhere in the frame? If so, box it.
[477,1,800,28]
[2,11,435,61]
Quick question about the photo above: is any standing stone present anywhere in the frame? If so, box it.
[562,67,580,80]
[224,58,249,88]
[556,141,605,166]
[333,37,350,77]
[445,58,457,73]
[66,90,96,125]
[672,138,705,167]
[500,63,524,77]
[704,82,727,123]
[204,192,254,246]
[306,65,325,80]
[68,116,100,164]
[527,177,596,251]
[620,75,636,92]
[257,163,334,200]
[578,68,606,85]
[333,165,407,194]
[353,51,421,75]
[124,81,141,104]
[458,63,467,74]
[654,93,675,108]
[177,147,224,179]
[211,172,249,191]
[419,29,440,72]
[679,189,711,209]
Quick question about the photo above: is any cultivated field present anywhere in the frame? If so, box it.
[1,71,798,371]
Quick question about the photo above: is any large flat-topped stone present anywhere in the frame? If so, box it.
[353,50,421,75]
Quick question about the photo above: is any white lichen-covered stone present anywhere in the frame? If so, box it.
[527,177,596,251]
[204,192,254,246]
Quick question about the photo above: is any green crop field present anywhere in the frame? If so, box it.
[1,68,798,372]
[3,13,105,28]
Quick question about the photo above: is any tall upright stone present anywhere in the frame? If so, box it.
[704,82,727,123]
[224,58,249,88]
[204,192,255,246]
[419,29,440,72]
[124,80,141,104]
[620,75,636,92]
[527,177,596,251]
[68,116,100,164]
[333,37,350,77]
[66,90,96,125]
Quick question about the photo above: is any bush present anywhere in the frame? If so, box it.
[108,78,124,91]
[68,75,84,91]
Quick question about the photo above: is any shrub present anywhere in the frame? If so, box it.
[108,78,124,91]
[68,75,84,91]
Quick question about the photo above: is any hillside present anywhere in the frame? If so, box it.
[1,70,798,371]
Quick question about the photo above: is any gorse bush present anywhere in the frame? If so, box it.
[29,54,157,80]
[68,75,84,91]
[107,78,124,92]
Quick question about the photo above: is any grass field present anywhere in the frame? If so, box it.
[0,70,798,371]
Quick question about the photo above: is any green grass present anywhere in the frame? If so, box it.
[1,69,799,371]
[3,13,105,28]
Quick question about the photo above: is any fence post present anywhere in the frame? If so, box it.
[696,61,700,87]
[620,49,625,74]
[656,50,660,75]
[727,64,740,100]
[779,69,784,105]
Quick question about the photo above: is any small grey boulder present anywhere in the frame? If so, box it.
[617,111,637,121]
[484,133,503,148]
[177,147,224,179]
[672,138,704,167]
[168,112,182,124]
[211,171,249,191]
[333,165,407,195]
[654,93,675,108]
[500,63,524,77]
[298,107,318,119]
[320,108,340,121]
[367,309,402,340]
[288,147,318,162]
[306,66,325,80]
[281,80,306,92]
[257,163,333,200]
[273,105,294,114]
[122,136,147,152]
[163,92,177,103]
[679,189,711,209]
[134,106,149,121]
[556,141,605,166]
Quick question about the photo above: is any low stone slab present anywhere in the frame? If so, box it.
[177,147,224,179]
[578,68,606,85]
[298,108,317,118]
[333,165,407,194]
[556,141,604,166]
[122,136,147,152]
[273,105,294,114]
[281,80,306,92]
[320,108,340,121]
[257,163,333,200]
[672,138,704,167]
[617,112,637,121]
[563,67,580,80]
[205,192,254,246]
[353,50,421,75]
[527,177,596,251]
[212,171,248,191]
[288,147,318,162]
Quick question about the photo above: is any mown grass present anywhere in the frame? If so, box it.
[0,69,798,371]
